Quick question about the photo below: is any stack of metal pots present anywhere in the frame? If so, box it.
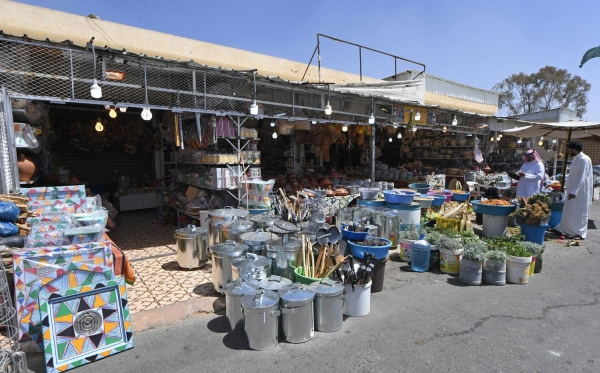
[210,240,248,294]
[206,207,249,246]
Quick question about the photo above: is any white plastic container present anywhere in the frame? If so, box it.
[482,214,509,237]
[506,256,532,284]
[343,281,372,317]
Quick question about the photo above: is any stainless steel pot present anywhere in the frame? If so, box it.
[309,278,345,332]
[353,206,378,225]
[114,175,131,189]
[279,284,316,343]
[222,278,260,333]
[173,225,209,269]
[239,229,272,256]
[210,240,248,294]
[258,275,292,292]
[336,207,355,227]
[242,289,281,350]
[375,209,401,246]
[231,253,271,281]
[250,213,281,231]
[219,219,254,243]
[207,207,250,246]
[266,237,302,280]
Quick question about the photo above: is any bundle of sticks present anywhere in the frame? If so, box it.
[300,235,348,279]
[0,194,32,234]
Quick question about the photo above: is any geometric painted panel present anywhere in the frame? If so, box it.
[39,277,133,372]
[21,185,87,214]
[13,242,114,341]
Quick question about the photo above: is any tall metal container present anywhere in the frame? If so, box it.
[239,229,272,256]
[309,279,345,332]
[231,253,272,281]
[374,209,402,246]
[279,285,316,343]
[222,278,260,333]
[173,225,209,269]
[242,290,281,350]
[219,219,254,243]
[206,207,249,246]
[210,240,248,294]
[266,238,302,280]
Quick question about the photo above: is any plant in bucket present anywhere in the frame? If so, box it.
[483,249,508,286]
[518,241,543,277]
[459,240,487,285]
[510,194,551,245]
[437,235,464,274]
[425,230,443,270]
[398,225,420,262]
[505,244,532,284]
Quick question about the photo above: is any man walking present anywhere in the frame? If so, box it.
[554,141,594,239]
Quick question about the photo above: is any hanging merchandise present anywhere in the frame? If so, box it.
[474,139,484,163]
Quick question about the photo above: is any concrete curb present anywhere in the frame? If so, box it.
[131,295,225,332]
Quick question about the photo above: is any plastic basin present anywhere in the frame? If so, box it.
[294,267,323,285]
[428,190,453,203]
[414,195,434,208]
[451,192,469,202]
[341,228,369,240]
[471,200,516,216]
[408,183,430,194]
[430,195,446,207]
[347,237,392,260]
[383,190,415,205]
[359,188,380,200]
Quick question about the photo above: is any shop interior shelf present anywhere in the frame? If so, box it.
[168,205,201,220]
[411,158,474,160]
[175,179,238,191]
[177,161,259,166]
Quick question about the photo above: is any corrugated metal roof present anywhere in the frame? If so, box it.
[515,108,577,123]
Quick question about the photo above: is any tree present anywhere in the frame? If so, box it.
[493,66,591,118]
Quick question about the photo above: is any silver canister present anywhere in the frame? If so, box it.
[219,219,254,243]
[266,238,302,280]
[173,225,209,269]
[239,229,272,256]
[374,209,402,246]
[231,253,271,281]
[222,278,260,333]
[250,213,282,231]
[309,278,345,332]
[259,275,292,292]
[242,290,281,350]
[207,207,250,246]
[279,284,316,343]
[210,240,248,294]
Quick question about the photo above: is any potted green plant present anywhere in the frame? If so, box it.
[459,241,487,285]
[505,244,532,284]
[425,230,443,271]
[399,225,420,263]
[483,250,508,286]
[518,242,543,277]
[437,236,464,274]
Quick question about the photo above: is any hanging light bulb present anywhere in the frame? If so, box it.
[538,140,543,146]
[119,107,127,113]
[249,100,259,115]
[490,137,495,142]
[324,102,332,116]
[311,120,317,124]
[498,133,503,138]
[451,115,458,126]
[90,79,102,99]
[412,126,417,132]
[397,132,402,139]
[517,138,522,144]
[95,119,104,132]
[272,132,278,139]
[368,113,375,124]
[342,124,348,132]
[414,110,421,121]
[540,136,544,140]
[141,107,152,121]
[392,123,399,129]
[388,137,392,142]
[109,108,117,119]
[270,121,276,127]
[443,126,447,133]
[552,139,557,143]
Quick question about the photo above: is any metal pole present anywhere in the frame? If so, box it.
[370,125,376,183]
[553,140,558,178]
[317,35,322,83]
[560,130,572,192]
[359,46,362,82]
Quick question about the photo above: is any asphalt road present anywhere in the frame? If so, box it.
[26,204,600,373]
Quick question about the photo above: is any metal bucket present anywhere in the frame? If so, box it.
[210,240,248,294]
[207,207,250,246]
[279,285,316,343]
[266,238,302,280]
[173,225,209,269]
[242,290,280,350]
[219,219,254,244]
[309,279,345,332]
[239,229,272,256]
[374,209,401,246]
[223,279,260,333]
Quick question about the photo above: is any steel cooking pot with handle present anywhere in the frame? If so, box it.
[231,253,271,281]
[210,240,248,294]
[174,225,209,269]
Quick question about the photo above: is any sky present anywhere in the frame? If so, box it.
[15,0,600,121]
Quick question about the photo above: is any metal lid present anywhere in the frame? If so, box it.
[222,278,260,296]
[250,213,282,224]
[309,278,344,296]
[280,284,316,305]
[241,289,280,310]
[208,206,250,219]
[270,238,301,252]
[210,240,248,256]
[231,253,271,268]
[174,224,208,237]
[228,220,254,230]
[273,220,300,232]
[240,229,272,245]
[259,275,292,291]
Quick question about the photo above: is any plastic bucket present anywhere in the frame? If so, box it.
[357,199,386,211]
[529,256,537,277]
[399,238,415,262]
[386,202,421,225]
[520,223,548,245]
[371,258,387,293]
[459,257,483,285]
[440,248,463,274]
[482,214,509,237]
[483,259,506,286]
[549,210,562,228]
[399,224,421,232]
[343,281,372,317]
[506,256,532,284]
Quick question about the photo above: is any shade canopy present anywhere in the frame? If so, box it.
[500,121,600,139]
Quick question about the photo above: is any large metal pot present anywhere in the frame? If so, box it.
[223,278,260,333]
[219,219,254,243]
[207,207,250,246]
[353,206,378,225]
[336,207,355,227]
[266,237,302,280]
[173,225,209,269]
[239,229,272,256]
[259,275,292,292]
[309,278,345,332]
[211,240,248,294]
[231,253,271,281]
[250,213,281,231]
[279,284,316,343]
[374,209,402,246]
[242,289,281,350]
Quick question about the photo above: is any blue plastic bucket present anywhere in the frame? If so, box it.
[399,224,421,232]
[549,210,562,228]
[520,223,549,245]
[357,199,386,211]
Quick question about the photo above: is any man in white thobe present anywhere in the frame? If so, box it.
[515,149,545,198]
[555,141,594,239]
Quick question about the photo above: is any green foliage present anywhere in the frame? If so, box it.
[425,231,442,245]
[437,236,464,252]
[399,224,420,241]
[462,240,488,262]
[506,244,531,258]
[527,193,552,207]
[483,234,525,252]
[485,249,508,262]
[518,242,544,256]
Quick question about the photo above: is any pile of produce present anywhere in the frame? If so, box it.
[510,193,551,224]
[480,199,512,206]
[349,238,389,247]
